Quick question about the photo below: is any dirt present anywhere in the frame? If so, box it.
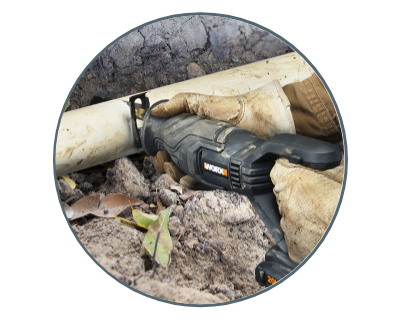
[67,15,293,111]
[62,155,276,304]
[60,14,294,304]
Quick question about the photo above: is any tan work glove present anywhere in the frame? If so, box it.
[270,157,344,264]
[151,80,296,139]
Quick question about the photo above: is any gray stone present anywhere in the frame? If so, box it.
[182,266,195,280]
[187,62,206,79]
[168,216,181,236]
[151,173,175,191]
[58,180,75,200]
[70,172,85,184]
[131,257,144,276]
[224,290,235,301]
[79,181,94,194]
[159,189,179,207]
[98,157,150,200]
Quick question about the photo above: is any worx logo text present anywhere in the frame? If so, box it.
[203,162,228,176]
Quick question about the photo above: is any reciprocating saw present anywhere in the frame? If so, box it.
[138,99,342,286]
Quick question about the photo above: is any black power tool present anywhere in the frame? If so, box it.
[139,100,342,287]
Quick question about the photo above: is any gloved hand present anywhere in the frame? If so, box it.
[151,79,296,139]
[270,157,344,264]
[153,150,214,190]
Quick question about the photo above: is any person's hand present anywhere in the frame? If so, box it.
[153,150,214,190]
[270,157,344,264]
[151,80,296,140]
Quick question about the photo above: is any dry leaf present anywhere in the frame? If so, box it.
[69,193,143,221]
[62,176,76,189]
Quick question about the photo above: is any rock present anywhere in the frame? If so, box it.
[151,173,176,191]
[150,172,161,183]
[57,180,75,200]
[232,279,244,290]
[205,193,218,209]
[196,191,255,224]
[168,216,181,236]
[172,205,184,217]
[131,257,144,276]
[187,62,206,79]
[209,284,229,295]
[98,157,150,200]
[222,202,255,225]
[224,290,235,300]
[141,169,155,180]
[70,172,85,184]
[234,290,243,299]
[159,189,178,207]
[143,157,154,171]
[73,191,84,202]
[181,266,195,280]
[57,180,84,202]
[79,182,94,194]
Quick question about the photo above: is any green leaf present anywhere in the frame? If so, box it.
[132,209,159,229]
[143,207,172,268]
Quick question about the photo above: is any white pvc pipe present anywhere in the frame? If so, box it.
[55,52,313,176]
[55,100,137,176]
